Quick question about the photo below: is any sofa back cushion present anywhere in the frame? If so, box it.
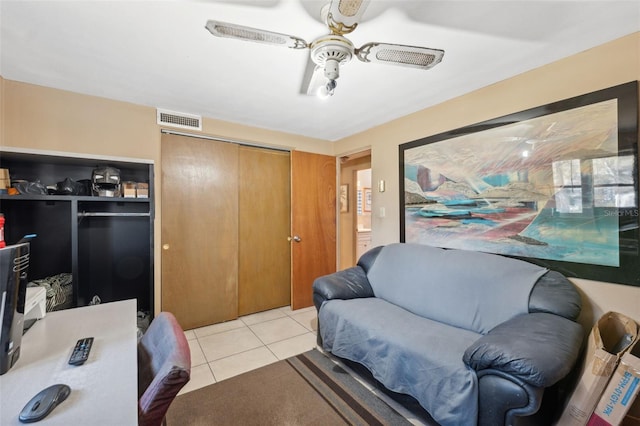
[366,243,549,334]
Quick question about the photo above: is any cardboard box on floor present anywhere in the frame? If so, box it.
[622,397,640,425]
[558,311,638,426]
[589,336,640,426]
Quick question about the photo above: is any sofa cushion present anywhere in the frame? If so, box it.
[464,312,584,387]
[366,243,548,334]
[319,297,481,426]
[529,270,582,320]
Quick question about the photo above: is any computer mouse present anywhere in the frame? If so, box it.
[18,384,71,423]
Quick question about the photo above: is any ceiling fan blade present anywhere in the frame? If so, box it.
[300,56,326,96]
[356,42,444,70]
[205,20,308,49]
[326,0,370,35]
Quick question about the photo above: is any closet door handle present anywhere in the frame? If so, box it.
[288,235,301,243]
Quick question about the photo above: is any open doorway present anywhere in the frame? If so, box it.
[338,149,371,269]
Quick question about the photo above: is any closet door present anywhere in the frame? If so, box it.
[238,146,291,316]
[161,134,239,330]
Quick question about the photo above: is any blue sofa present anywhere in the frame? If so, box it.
[313,243,584,426]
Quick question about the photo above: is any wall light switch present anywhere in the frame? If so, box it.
[378,180,386,192]
[379,207,385,218]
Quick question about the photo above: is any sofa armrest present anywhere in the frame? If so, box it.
[312,266,374,311]
[463,312,583,388]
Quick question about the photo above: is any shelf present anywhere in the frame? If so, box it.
[0,148,155,313]
[78,212,151,217]
[0,194,150,202]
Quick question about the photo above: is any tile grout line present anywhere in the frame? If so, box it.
[189,306,318,383]
[193,331,219,383]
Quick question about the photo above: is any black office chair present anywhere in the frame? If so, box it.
[138,312,191,426]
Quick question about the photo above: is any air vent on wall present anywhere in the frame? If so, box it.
[157,109,202,131]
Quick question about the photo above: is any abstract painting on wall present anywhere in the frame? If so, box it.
[399,81,639,286]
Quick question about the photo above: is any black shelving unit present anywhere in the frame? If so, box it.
[0,149,154,313]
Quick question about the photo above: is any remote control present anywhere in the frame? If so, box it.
[68,337,93,365]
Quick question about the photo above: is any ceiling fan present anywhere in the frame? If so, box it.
[205,0,444,97]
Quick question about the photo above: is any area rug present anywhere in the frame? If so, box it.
[166,349,433,425]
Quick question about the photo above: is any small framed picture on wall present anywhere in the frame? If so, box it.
[364,188,372,212]
[340,184,349,213]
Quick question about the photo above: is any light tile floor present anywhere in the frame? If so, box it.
[179,305,318,395]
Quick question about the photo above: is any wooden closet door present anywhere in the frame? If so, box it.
[238,146,291,316]
[161,134,239,330]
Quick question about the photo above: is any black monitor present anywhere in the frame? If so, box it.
[0,242,30,375]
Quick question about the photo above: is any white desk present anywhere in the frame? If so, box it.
[25,287,47,321]
[0,299,138,425]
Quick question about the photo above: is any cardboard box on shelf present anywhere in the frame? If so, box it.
[559,312,638,426]
[123,181,137,198]
[589,336,640,426]
[0,169,10,190]
[136,182,148,198]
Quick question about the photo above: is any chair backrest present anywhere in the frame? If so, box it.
[138,311,191,426]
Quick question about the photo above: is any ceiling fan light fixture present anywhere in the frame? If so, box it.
[324,58,340,81]
[317,79,337,98]
[205,2,446,97]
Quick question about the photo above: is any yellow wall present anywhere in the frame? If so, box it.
[334,32,640,330]
[0,79,331,313]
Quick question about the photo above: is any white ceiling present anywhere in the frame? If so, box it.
[1,1,639,142]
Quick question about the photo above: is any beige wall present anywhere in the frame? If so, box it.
[0,79,331,313]
[1,79,332,157]
[334,32,640,330]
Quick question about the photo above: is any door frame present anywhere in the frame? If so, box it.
[338,149,372,269]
